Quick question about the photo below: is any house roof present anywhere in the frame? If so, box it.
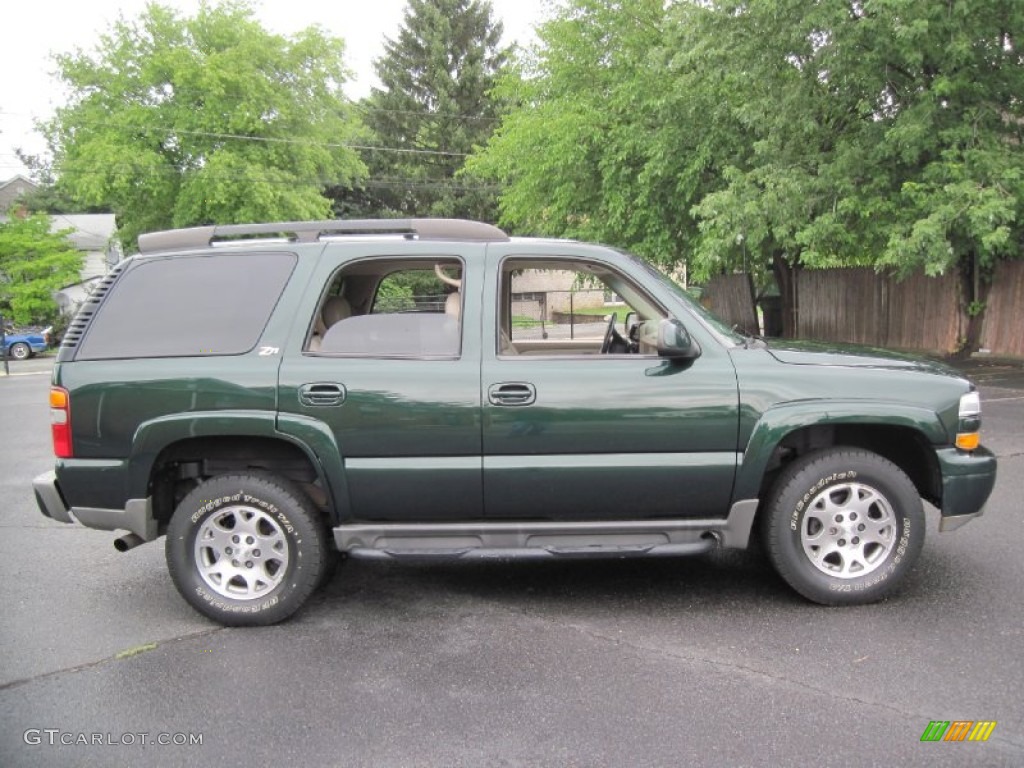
[0,174,40,211]
[49,213,117,251]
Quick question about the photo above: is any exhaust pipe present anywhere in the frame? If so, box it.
[114,533,145,552]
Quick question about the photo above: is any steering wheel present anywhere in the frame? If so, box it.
[600,312,619,354]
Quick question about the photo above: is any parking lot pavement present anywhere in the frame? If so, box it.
[0,354,55,377]
[1,354,1022,767]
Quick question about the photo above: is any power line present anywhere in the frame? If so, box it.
[31,163,501,191]
[351,104,501,123]
[2,104,501,127]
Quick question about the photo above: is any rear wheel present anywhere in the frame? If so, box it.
[166,473,330,626]
[761,448,925,605]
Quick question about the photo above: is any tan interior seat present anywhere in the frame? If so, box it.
[309,296,352,351]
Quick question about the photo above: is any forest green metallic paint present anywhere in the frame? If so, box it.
[732,399,950,502]
[39,229,996,545]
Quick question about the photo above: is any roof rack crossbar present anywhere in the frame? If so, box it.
[137,218,509,253]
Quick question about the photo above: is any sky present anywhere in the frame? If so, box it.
[0,0,549,179]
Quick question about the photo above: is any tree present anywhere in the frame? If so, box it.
[0,215,82,325]
[688,0,1024,335]
[466,0,732,268]
[42,1,366,249]
[471,0,1024,336]
[352,0,509,220]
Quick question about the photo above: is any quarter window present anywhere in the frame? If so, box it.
[77,252,296,360]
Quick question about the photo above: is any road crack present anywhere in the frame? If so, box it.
[0,627,224,693]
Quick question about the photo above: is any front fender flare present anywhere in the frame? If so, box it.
[733,400,947,502]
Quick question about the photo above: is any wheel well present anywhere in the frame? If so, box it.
[759,424,941,506]
[149,436,330,530]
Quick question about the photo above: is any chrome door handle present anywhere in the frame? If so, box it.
[488,382,536,406]
[298,382,346,407]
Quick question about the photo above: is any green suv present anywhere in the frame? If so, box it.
[32,219,997,625]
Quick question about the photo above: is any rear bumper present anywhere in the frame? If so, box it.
[32,470,157,541]
[935,445,997,531]
[33,471,73,524]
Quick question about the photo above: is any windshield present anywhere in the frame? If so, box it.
[616,250,746,345]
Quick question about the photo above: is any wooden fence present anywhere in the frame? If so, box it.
[795,269,967,354]
[704,262,1023,357]
[701,273,758,334]
[980,260,1024,358]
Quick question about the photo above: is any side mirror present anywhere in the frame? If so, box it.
[657,319,701,361]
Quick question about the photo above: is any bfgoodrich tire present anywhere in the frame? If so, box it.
[761,448,925,606]
[166,473,329,626]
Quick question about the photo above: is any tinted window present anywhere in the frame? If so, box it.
[306,259,463,358]
[320,314,460,357]
[77,252,296,360]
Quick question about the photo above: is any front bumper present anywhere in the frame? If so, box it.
[935,445,997,532]
[33,470,158,541]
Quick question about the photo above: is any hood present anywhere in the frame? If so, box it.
[765,339,964,378]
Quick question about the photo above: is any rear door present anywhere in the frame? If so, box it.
[277,241,485,522]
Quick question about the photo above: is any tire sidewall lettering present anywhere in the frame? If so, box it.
[167,474,325,625]
[764,449,924,605]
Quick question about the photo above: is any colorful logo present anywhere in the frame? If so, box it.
[920,721,997,742]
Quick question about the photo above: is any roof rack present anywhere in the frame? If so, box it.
[137,218,509,254]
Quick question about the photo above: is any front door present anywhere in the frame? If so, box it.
[481,248,740,521]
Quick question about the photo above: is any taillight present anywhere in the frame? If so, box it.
[49,386,72,458]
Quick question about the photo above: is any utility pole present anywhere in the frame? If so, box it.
[1,315,9,376]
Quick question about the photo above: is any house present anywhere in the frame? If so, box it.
[48,213,121,314]
[0,175,39,213]
[1,177,122,315]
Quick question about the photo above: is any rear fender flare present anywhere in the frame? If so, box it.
[128,411,344,521]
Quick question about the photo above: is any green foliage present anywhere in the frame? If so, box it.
[352,0,509,220]
[470,0,1024,280]
[373,279,416,312]
[467,0,685,260]
[0,215,83,324]
[43,1,366,249]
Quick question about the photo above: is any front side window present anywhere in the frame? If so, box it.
[498,258,667,357]
[307,259,463,358]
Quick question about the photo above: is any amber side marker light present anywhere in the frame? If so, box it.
[49,386,72,458]
[955,392,981,452]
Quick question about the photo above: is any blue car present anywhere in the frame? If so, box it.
[3,328,51,360]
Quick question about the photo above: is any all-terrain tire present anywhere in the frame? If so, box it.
[166,473,330,626]
[761,448,925,605]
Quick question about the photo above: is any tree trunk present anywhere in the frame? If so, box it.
[771,251,798,338]
[955,252,990,360]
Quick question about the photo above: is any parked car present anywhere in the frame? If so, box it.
[32,219,997,625]
[2,328,50,360]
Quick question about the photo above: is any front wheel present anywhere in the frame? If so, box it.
[166,473,330,626]
[761,448,925,605]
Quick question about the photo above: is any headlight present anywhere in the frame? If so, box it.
[956,391,981,451]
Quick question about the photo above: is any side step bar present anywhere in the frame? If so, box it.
[333,500,759,561]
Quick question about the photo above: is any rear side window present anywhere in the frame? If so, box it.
[76,252,296,360]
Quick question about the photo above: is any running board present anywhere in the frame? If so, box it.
[333,500,758,561]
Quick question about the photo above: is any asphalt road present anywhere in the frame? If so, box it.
[1,358,1022,767]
